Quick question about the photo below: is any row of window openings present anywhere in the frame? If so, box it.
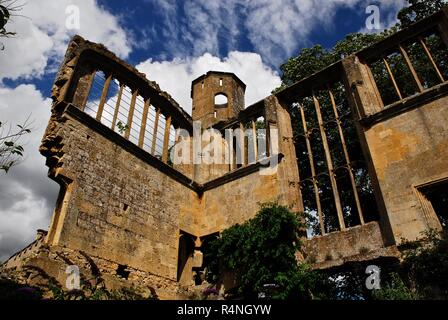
[369,30,448,107]
[83,71,177,158]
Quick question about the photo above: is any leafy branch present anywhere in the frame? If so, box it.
[0,117,32,173]
[0,0,26,49]
[116,121,129,135]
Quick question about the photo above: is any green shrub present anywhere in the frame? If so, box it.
[204,202,334,299]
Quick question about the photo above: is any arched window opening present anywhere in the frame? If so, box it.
[214,93,228,108]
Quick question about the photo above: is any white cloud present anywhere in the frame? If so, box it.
[246,0,407,65]
[0,0,133,81]
[0,84,59,262]
[136,51,282,114]
[361,0,408,33]
[150,0,407,66]
[0,0,132,261]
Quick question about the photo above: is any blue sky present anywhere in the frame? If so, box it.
[0,0,407,261]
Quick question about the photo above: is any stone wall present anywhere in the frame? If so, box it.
[302,222,399,269]
[41,109,200,282]
[200,170,281,236]
[5,11,448,298]
[364,94,448,242]
[344,53,448,244]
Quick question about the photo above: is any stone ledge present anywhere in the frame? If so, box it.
[310,245,400,270]
[360,81,448,127]
[303,221,396,269]
[201,154,284,192]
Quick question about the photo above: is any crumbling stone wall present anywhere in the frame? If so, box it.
[4,10,448,298]
[41,112,202,280]
[362,95,448,241]
[344,52,448,244]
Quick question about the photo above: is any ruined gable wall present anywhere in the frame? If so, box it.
[41,110,201,281]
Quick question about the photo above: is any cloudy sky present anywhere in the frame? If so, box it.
[0,0,407,262]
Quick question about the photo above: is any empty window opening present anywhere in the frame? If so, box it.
[368,30,448,108]
[84,70,106,118]
[233,136,242,169]
[122,203,129,212]
[290,83,379,238]
[420,180,448,229]
[219,78,223,86]
[193,233,219,286]
[194,270,204,286]
[177,232,195,284]
[116,264,130,279]
[214,93,228,108]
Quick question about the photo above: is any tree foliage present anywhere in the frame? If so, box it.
[398,0,448,27]
[278,33,389,90]
[0,2,12,35]
[275,0,448,236]
[204,203,334,299]
[0,0,22,49]
[334,231,448,300]
[372,273,420,300]
[399,230,448,298]
[277,0,448,91]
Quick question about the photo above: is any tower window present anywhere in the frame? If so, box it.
[219,78,223,86]
[214,93,228,108]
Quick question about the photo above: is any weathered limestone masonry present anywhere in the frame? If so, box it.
[2,9,448,298]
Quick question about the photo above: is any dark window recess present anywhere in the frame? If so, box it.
[123,203,129,212]
[424,182,448,228]
[116,264,130,279]
[177,233,195,282]
[193,270,204,286]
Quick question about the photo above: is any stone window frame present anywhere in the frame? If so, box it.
[414,175,448,231]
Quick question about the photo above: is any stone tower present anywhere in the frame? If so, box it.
[191,71,246,128]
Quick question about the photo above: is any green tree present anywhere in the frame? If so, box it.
[0,1,12,36]
[398,0,448,27]
[278,33,389,90]
[400,230,448,299]
[1,1,32,173]
[204,203,334,299]
[278,0,447,90]
[372,273,419,300]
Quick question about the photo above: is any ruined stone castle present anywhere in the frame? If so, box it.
[2,9,448,299]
